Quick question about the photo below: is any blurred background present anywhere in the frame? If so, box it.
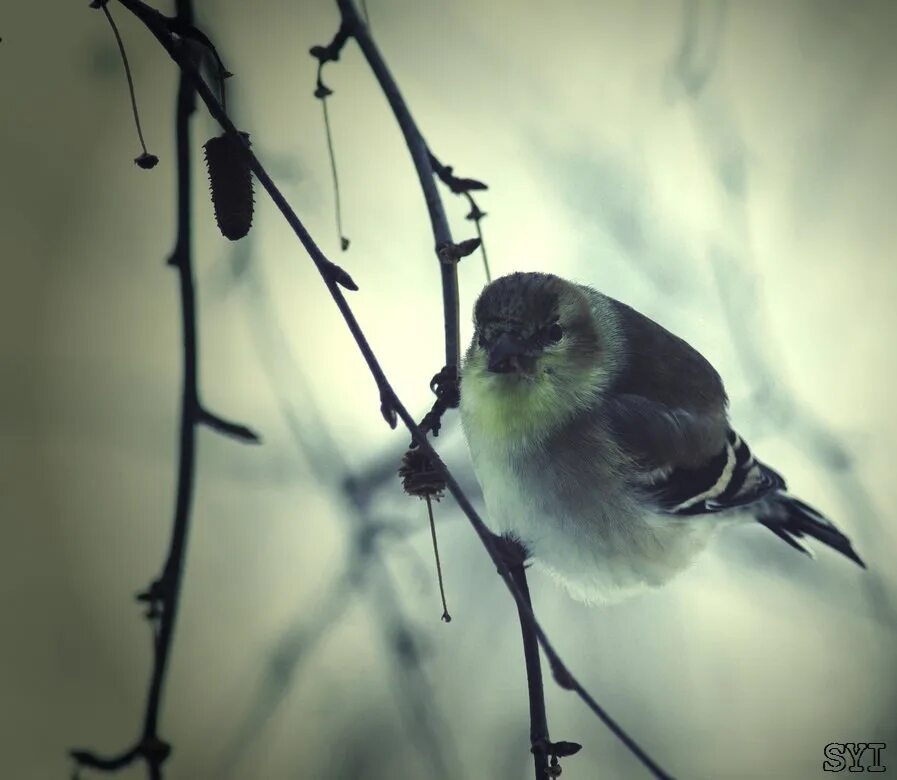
[2,0,896,778]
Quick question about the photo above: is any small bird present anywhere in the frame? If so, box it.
[460,272,865,603]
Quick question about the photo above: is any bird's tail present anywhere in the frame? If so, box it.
[756,493,866,568]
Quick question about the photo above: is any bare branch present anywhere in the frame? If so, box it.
[71,2,256,777]
[497,537,584,779]
[335,0,463,403]
[429,150,492,282]
[85,3,676,777]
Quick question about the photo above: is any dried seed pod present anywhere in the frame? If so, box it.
[203,132,254,240]
[399,448,452,621]
[134,152,159,170]
[398,448,445,500]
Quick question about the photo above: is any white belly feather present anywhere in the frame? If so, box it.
[465,433,720,604]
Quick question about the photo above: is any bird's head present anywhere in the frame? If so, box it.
[461,272,618,441]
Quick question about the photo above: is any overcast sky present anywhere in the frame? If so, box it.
[2,1,896,778]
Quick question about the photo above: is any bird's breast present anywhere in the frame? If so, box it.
[465,428,630,550]
[463,427,714,603]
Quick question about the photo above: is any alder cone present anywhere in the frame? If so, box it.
[203,132,254,240]
[398,448,445,500]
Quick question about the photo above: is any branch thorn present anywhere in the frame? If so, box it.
[438,238,481,264]
[198,408,262,444]
[380,391,397,429]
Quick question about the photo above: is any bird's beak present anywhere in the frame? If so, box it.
[487,332,529,374]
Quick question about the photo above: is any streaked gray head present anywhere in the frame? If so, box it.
[471,272,603,376]
[461,272,620,439]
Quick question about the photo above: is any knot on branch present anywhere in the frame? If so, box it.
[168,18,234,82]
[414,365,460,441]
[323,260,358,291]
[136,578,167,620]
[69,734,172,774]
[428,152,488,194]
[430,364,460,408]
[437,238,481,265]
[428,151,491,279]
[549,658,577,691]
[466,202,487,222]
[140,737,172,765]
[492,533,529,571]
[310,24,351,99]
[380,390,398,429]
[440,166,488,194]
[398,448,445,500]
[309,23,352,65]
[533,739,583,778]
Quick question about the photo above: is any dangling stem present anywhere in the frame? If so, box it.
[465,193,491,283]
[425,495,451,622]
[317,64,349,251]
[100,2,151,157]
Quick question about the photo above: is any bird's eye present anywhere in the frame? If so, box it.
[546,323,563,343]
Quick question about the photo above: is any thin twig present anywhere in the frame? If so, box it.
[505,541,551,779]
[319,80,349,250]
[335,0,461,376]
[429,150,492,283]
[73,1,197,771]
[465,192,492,283]
[309,29,352,250]
[311,5,475,435]
[97,0,155,165]
[425,495,452,622]
[101,3,675,776]
[71,2,258,777]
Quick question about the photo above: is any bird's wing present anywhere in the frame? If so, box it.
[601,393,726,471]
[603,393,784,515]
[592,293,730,465]
[585,290,783,514]
[653,429,785,516]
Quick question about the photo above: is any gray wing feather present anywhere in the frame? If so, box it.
[601,393,728,472]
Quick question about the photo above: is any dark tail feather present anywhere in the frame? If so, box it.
[758,493,866,569]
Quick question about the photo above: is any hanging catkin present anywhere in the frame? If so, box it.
[203,132,254,240]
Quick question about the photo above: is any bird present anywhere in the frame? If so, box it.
[459,272,865,603]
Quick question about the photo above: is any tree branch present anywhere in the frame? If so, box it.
[496,536,585,779]
[501,538,551,778]
[333,0,463,422]
[72,1,258,777]
[429,150,492,283]
[90,3,676,777]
